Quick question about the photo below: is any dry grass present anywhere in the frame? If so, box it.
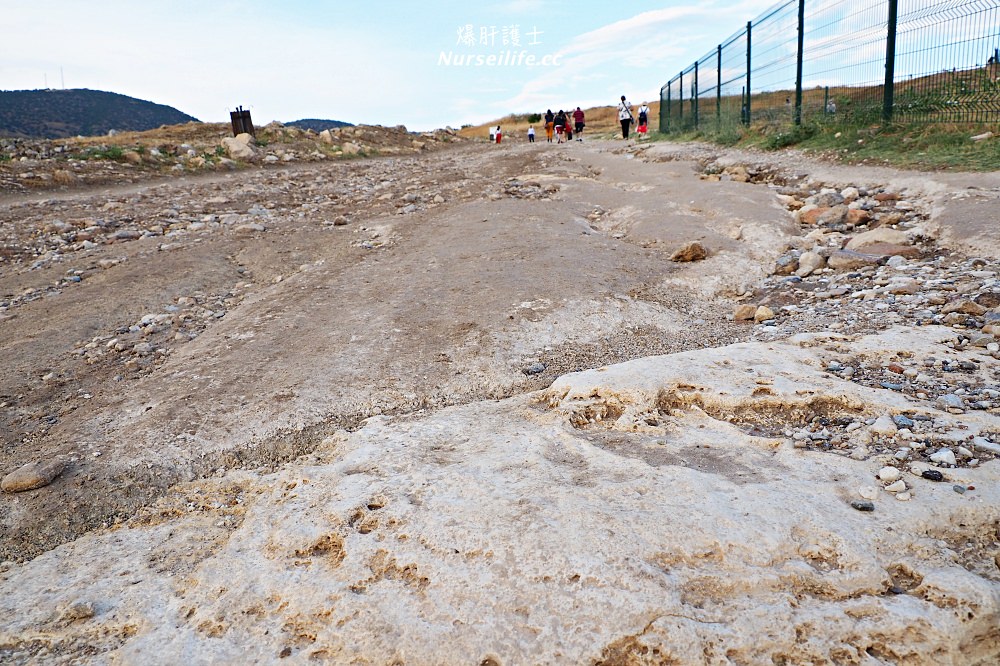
[66,122,232,149]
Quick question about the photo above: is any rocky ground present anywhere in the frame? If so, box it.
[1,129,999,664]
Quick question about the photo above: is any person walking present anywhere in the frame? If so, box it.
[637,103,649,140]
[544,109,555,143]
[495,126,502,144]
[617,96,634,139]
[528,125,535,143]
[554,110,567,144]
[572,107,585,141]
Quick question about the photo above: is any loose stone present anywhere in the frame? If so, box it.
[884,480,907,493]
[929,448,957,466]
[877,466,901,483]
[2,458,67,493]
[921,469,944,482]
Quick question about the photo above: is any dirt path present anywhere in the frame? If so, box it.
[0,139,996,563]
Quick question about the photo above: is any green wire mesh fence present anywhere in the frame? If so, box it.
[660,0,1000,132]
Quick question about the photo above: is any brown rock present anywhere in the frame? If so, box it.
[845,228,909,251]
[52,169,77,184]
[2,458,66,493]
[856,243,921,259]
[845,209,871,226]
[734,304,757,321]
[942,300,987,316]
[983,323,1000,336]
[670,241,707,262]
[827,250,883,270]
[974,293,1000,309]
[799,208,829,226]
[773,254,799,275]
[817,205,849,226]
[754,306,775,323]
[874,192,900,202]
[724,166,749,183]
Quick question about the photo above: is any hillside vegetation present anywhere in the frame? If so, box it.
[0,89,198,139]
[286,119,353,132]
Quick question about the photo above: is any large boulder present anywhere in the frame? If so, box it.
[221,133,260,160]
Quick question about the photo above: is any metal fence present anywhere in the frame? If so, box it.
[660,0,1000,132]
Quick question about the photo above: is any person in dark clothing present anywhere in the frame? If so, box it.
[554,110,568,144]
[544,109,555,143]
[572,107,585,141]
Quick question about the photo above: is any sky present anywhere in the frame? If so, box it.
[1,0,786,131]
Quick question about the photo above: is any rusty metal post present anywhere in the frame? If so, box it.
[230,106,255,137]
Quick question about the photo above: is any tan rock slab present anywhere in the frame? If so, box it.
[2,458,66,493]
[845,228,909,251]
[827,249,883,270]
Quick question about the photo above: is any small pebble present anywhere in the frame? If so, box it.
[884,480,907,493]
[851,500,875,512]
[953,485,966,494]
[921,469,944,482]
[859,486,879,500]
[892,415,915,429]
[877,466,901,483]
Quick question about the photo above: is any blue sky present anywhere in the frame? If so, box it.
[1,0,782,130]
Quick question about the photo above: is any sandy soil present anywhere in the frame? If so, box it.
[0,138,799,561]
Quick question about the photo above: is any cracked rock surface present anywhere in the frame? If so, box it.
[1,135,999,664]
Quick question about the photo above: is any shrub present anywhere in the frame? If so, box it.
[762,123,818,150]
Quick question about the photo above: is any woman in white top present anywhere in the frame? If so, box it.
[617,96,634,139]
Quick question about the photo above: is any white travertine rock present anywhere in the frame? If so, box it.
[0,327,997,664]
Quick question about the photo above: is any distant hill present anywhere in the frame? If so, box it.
[286,118,353,132]
[0,89,199,139]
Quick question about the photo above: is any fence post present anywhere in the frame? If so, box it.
[660,85,668,133]
[679,70,684,124]
[794,0,805,125]
[883,0,898,123]
[824,86,829,116]
[717,45,722,131]
[694,61,700,130]
[667,85,671,131]
[745,21,752,125]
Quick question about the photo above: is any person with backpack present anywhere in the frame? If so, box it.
[617,95,634,139]
[544,109,555,143]
[554,110,568,143]
[637,103,650,139]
